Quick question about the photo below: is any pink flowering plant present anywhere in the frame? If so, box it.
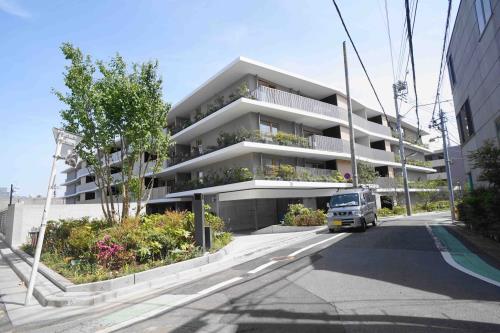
[21,209,232,284]
[96,235,131,270]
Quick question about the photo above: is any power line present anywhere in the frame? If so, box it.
[404,0,420,139]
[383,0,396,82]
[330,0,393,130]
[396,0,412,79]
[430,0,453,123]
[397,0,418,121]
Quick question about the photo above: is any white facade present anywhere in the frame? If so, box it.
[62,57,437,229]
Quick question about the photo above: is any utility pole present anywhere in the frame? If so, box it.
[343,41,358,187]
[393,81,412,216]
[435,96,456,222]
[9,184,14,206]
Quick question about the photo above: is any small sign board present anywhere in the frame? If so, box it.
[52,128,82,159]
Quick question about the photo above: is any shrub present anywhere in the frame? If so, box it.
[377,207,393,217]
[274,132,309,148]
[23,209,232,283]
[67,226,96,261]
[457,188,500,240]
[283,204,326,226]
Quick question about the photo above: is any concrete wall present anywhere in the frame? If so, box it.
[0,203,136,248]
[447,0,500,186]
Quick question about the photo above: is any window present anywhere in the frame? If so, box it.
[456,99,475,143]
[475,0,492,34]
[85,175,95,183]
[259,120,278,137]
[85,192,96,200]
[447,55,456,86]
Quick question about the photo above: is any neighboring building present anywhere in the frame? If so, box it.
[62,57,436,230]
[425,146,466,188]
[447,0,500,188]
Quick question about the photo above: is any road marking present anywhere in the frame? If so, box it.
[96,277,243,333]
[98,232,349,332]
[288,233,346,257]
[248,233,347,275]
[196,277,243,295]
[248,260,277,274]
[426,224,500,288]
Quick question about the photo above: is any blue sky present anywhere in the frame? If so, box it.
[0,0,458,196]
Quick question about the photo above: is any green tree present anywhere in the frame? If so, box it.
[54,43,171,222]
[357,162,379,184]
[469,140,500,188]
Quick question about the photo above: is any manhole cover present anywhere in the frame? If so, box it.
[271,256,295,261]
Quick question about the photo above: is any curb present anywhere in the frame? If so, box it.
[0,226,326,307]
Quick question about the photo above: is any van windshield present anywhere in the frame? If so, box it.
[330,193,360,208]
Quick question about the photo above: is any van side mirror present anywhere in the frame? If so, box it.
[326,202,330,208]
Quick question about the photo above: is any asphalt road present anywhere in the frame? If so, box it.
[118,213,500,333]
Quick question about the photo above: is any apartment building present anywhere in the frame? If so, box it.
[62,57,436,230]
[447,0,500,188]
[425,146,466,188]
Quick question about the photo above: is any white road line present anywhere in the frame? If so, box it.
[247,260,277,274]
[288,233,346,257]
[196,277,243,295]
[96,277,243,333]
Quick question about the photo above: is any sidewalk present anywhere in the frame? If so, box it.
[0,226,326,328]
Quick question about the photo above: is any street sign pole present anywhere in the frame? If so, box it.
[24,133,62,305]
[25,128,81,305]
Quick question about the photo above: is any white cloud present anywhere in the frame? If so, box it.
[0,0,30,18]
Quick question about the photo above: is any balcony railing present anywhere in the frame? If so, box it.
[375,177,398,188]
[310,135,395,162]
[261,164,345,182]
[252,86,392,137]
[150,186,171,199]
[104,151,122,164]
[252,85,345,119]
[76,180,98,193]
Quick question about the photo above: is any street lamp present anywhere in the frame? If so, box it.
[24,128,82,305]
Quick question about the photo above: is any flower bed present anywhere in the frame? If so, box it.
[21,209,232,284]
[283,204,326,226]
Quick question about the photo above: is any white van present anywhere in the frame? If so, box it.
[326,189,377,232]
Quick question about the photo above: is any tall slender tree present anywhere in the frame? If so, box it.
[55,43,171,222]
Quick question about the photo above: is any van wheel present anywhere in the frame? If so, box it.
[372,215,377,227]
[360,219,367,232]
